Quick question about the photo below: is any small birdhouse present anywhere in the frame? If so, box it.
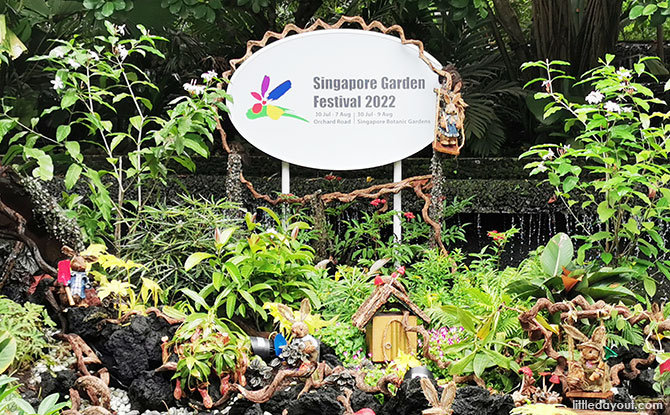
[352,277,430,363]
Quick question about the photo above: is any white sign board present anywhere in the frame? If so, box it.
[226,29,441,171]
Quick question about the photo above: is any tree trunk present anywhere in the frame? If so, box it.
[532,0,574,62]
[573,0,623,73]
[491,0,531,66]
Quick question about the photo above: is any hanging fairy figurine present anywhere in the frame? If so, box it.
[433,66,466,155]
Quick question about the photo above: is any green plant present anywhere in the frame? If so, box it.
[184,208,324,323]
[0,329,69,415]
[0,22,229,244]
[653,354,670,395]
[120,195,243,298]
[83,0,134,19]
[333,207,427,266]
[521,56,670,284]
[0,297,55,372]
[164,290,247,409]
[317,265,373,321]
[508,233,646,304]
[429,287,525,390]
[319,321,367,367]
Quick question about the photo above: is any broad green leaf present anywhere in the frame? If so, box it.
[597,201,616,222]
[0,335,16,374]
[184,252,214,271]
[541,233,573,277]
[64,163,82,190]
[56,125,71,142]
[181,288,209,310]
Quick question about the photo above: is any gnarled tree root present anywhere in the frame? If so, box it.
[610,354,656,386]
[55,333,102,377]
[234,363,316,403]
[401,312,450,370]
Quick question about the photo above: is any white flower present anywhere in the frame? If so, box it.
[201,70,217,82]
[542,149,555,160]
[89,51,100,61]
[622,106,632,113]
[49,47,66,59]
[616,67,632,79]
[116,45,128,61]
[604,101,621,113]
[585,90,604,105]
[563,144,571,151]
[67,58,81,69]
[51,77,64,90]
[116,24,127,35]
[536,163,548,173]
[183,80,206,95]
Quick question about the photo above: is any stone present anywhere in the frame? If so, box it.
[128,371,175,412]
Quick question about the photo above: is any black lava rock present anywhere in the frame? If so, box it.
[452,386,514,415]
[128,370,174,411]
[283,385,344,415]
[378,377,432,415]
[351,388,382,414]
[96,315,176,386]
[630,368,658,397]
[229,401,264,415]
[261,385,300,415]
[39,369,78,397]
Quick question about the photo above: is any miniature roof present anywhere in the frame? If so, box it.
[352,279,431,330]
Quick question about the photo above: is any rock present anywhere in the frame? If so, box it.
[378,377,431,415]
[319,343,343,368]
[128,371,175,411]
[228,401,264,415]
[40,369,78,397]
[283,385,343,415]
[630,367,658,397]
[451,386,514,415]
[261,385,299,415]
[351,388,382,414]
[66,306,113,339]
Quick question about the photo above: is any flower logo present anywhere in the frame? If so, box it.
[246,75,308,122]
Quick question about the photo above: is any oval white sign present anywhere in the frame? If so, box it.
[226,29,441,170]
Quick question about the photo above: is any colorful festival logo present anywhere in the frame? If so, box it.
[246,75,308,122]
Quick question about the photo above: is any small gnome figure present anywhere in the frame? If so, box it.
[59,246,99,306]
[564,324,611,393]
[433,66,466,156]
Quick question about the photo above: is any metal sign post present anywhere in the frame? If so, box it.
[393,160,402,243]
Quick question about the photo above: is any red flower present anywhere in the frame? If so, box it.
[539,372,551,377]
[325,174,337,181]
[404,212,415,220]
[374,275,384,286]
[549,374,561,384]
[354,410,376,415]
[381,199,387,204]
[371,198,382,207]
[391,272,399,279]
[519,366,533,377]
[660,359,670,374]
[396,266,406,275]
[336,176,342,181]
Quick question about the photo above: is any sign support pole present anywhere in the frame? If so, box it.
[393,160,402,243]
[281,161,290,194]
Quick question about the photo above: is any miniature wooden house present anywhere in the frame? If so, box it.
[352,277,430,362]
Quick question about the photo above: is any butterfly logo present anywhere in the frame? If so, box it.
[246,75,308,122]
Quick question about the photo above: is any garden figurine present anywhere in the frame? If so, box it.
[433,66,466,156]
[563,324,612,395]
[420,378,456,415]
[276,298,320,363]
